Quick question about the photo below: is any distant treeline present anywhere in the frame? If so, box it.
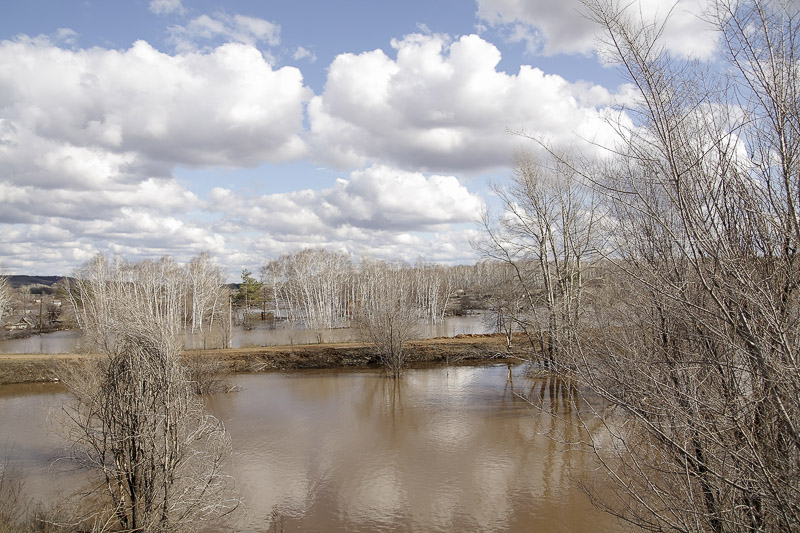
[7,275,65,289]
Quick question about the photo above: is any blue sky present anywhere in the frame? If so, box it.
[0,0,718,279]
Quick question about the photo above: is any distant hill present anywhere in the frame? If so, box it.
[7,275,65,289]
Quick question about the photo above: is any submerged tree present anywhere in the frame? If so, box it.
[354,259,420,378]
[411,258,456,325]
[65,254,235,531]
[235,269,263,330]
[476,151,602,368]
[186,251,225,336]
[0,267,10,325]
[481,263,526,351]
[548,1,800,531]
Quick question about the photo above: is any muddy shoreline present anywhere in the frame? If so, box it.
[0,334,531,385]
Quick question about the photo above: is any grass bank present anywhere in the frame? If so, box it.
[0,334,531,385]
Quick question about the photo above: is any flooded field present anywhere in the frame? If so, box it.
[0,315,490,354]
[0,364,627,532]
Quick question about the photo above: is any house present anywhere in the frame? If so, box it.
[4,316,36,331]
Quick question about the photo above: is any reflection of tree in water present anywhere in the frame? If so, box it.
[516,372,627,523]
[204,368,625,531]
[358,373,406,431]
[513,373,618,514]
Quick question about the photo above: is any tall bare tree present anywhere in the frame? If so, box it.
[412,258,456,325]
[354,259,420,377]
[0,267,10,325]
[262,249,354,341]
[553,1,800,531]
[476,151,601,367]
[65,254,235,531]
[186,251,225,336]
[481,263,526,351]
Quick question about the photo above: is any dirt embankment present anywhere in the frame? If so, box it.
[0,334,532,385]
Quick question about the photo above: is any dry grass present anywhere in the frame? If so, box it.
[0,333,529,385]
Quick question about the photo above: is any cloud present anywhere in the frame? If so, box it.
[326,166,484,230]
[224,226,481,271]
[169,12,281,51]
[54,28,78,46]
[205,165,485,264]
[213,165,484,235]
[476,0,719,59]
[0,35,309,274]
[0,37,310,174]
[0,175,225,274]
[0,174,204,235]
[0,22,637,275]
[149,0,185,16]
[307,33,626,173]
[293,46,316,62]
[0,211,226,273]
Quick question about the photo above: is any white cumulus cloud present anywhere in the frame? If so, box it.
[0,37,310,177]
[308,33,626,173]
[0,35,309,273]
[0,14,646,275]
[213,165,484,236]
[476,0,719,59]
[204,165,485,265]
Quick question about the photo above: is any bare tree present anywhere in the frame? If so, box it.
[186,252,225,337]
[475,150,602,368]
[354,260,420,378]
[0,267,10,325]
[481,263,526,351]
[262,249,355,341]
[549,1,800,531]
[411,258,456,325]
[65,254,236,531]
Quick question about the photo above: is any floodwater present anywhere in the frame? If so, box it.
[0,315,490,354]
[0,329,82,354]
[0,365,626,532]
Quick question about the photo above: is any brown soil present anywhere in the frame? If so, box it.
[0,334,533,385]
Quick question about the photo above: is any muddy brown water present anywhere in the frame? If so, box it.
[0,316,489,354]
[0,365,628,532]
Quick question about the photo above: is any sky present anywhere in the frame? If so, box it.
[0,0,720,280]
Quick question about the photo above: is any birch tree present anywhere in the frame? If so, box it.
[481,263,526,350]
[262,249,354,341]
[412,258,456,324]
[0,267,10,325]
[186,252,225,335]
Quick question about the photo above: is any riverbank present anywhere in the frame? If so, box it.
[0,334,531,385]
